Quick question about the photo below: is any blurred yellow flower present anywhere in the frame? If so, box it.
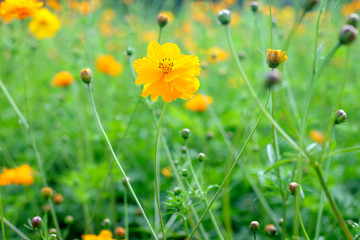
[52,71,74,87]
[185,94,213,112]
[29,8,61,39]
[342,0,360,16]
[0,0,43,22]
[69,0,100,15]
[46,0,62,12]
[161,168,171,179]
[96,55,123,76]
[134,41,201,103]
[82,229,115,240]
[208,47,229,63]
[310,130,325,145]
[142,31,157,42]
[0,164,34,186]
[266,49,288,68]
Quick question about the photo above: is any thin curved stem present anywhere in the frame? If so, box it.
[268,0,273,48]
[0,190,6,240]
[295,195,310,240]
[3,217,30,240]
[154,103,167,240]
[283,11,306,51]
[182,218,190,239]
[86,84,158,240]
[124,188,129,240]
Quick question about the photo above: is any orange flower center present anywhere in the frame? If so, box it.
[158,57,174,73]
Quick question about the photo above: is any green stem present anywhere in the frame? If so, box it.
[253,232,257,240]
[188,95,268,239]
[0,190,6,240]
[154,103,167,240]
[3,217,30,240]
[124,188,129,240]
[184,141,224,240]
[295,195,310,240]
[85,84,158,240]
[183,218,190,239]
[268,0,273,48]
[283,11,306,51]
[158,27,163,43]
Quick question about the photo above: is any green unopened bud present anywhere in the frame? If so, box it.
[80,68,92,84]
[217,9,231,25]
[206,132,214,140]
[31,216,42,229]
[197,153,206,162]
[181,128,190,140]
[180,168,188,178]
[303,0,320,12]
[181,146,187,154]
[289,182,299,196]
[238,51,246,60]
[249,221,260,232]
[279,218,284,226]
[125,47,134,56]
[173,187,182,196]
[157,13,169,27]
[174,159,180,166]
[335,109,347,124]
[49,228,57,234]
[65,215,74,225]
[265,69,282,88]
[339,25,358,45]
[102,218,111,228]
[49,234,57,240]
[347,13,359,28]
[250,1,259,13]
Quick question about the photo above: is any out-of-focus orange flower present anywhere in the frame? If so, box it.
[191,2,211,25]
[263,5,279,16]
[69,0,100,15]
[208,47,229,63]
[0,164,34,186]
[29,8,61,39]
[0,0,43,22]
[46,0,62,12]
[133,41,201,103]
[99,9,117,37]
[161,168,171,179]
[82,229,115,240]
[142,31,157,42]
[52,71,74,87]
[96,55,123,76]
[122,0,134,4]
[185,94,214,112]
[53,193,63,204]
[310,130,325,145]
[342,0,360,16]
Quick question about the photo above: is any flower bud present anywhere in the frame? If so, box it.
[303,0,320,12]
[173,187,182,196]
[157,13,168,27]
[122,177,131,188]
[289,182,299,196]
[80,68,93,84]
[181,128,190,140]
[49,234,57,240]
[279,218,284,226]
[197,153,206,162]
[181,146,187,154]
[339,25,358,45]
[53,193,63,204]
[115,226,125,237]
[249,221,260,232]
[217,9,231,25]
[238,51,246,60]
[49,228,57,234]
[31,216,42,229]
[347,13,360,28]
[206,132,214,140]
[174,159,180,166]
[125,47,134,56]
[335,109,347,124]
[41,187,53,199]
[250,1,259,13]
[265,69,282,88]
[65,215,74,225]
[102,218,111,228]
[265,224,277,236]
[266,49,288,68]
[180,168,188,178]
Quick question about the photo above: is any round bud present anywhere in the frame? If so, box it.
[31,216,42,229]
[303,0,320,12]
[115,226,125,237]
[265,69,282,88]
[102,218,111,228]
[339,25,358,45]
[265,224,277,236]
[41,187,53,199]
[181,128,190,140]
[53,193,63,204]
[181,146,187,154]
[279,218,284,226]
[49,234,57,240]
[335,109,347,125]
[49,228,57,234]
[238,51,246,60]
[122,177,131,188]
[217,9,231,25]
[249,221,260,232]
[180,168,188,178]
[65,215,74,225]
[173,187,182,196]
[206,132,214,140]
[157,13,169,27]
[289,182,299,196]
[250,1,259,13]
[125,47,134,56]
[80,68,93,84]
[347,13,360,28]
[174,159,180,166]
[197,153,206,162]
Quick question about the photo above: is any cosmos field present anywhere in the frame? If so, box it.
[1,0,360,239]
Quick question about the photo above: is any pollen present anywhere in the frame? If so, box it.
[158,57,174,73]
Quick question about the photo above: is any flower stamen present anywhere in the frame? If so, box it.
[159,57,174,73]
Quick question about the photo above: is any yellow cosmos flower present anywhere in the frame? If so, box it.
[208,47,229,63]
[52,71,74,87]
[134,41,201,103]
[185,94,213,112]
[0,0,43,22]
[82,229,115,240]
[29,8,61,39]
[0,164,34,186]
[96,55,123,76]
[266,49,288,68]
